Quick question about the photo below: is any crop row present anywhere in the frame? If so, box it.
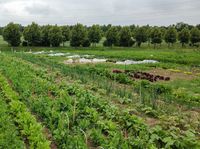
[0,94,25,149]
[0,73,50,149]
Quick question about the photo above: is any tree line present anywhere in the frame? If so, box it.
[1,22,200,48]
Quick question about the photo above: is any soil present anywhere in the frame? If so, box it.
[87,139,97,149]
[43,127,57,149]
[145,117,159,127]
[148,68,198,81]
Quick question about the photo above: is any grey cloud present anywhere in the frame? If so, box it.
[0,0,199,26]
[148,0,200,12]
[25,4,56,15]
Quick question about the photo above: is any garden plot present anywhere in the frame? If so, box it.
[113,69,170,82]
[148,68,198,81]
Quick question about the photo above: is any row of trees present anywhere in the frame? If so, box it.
[2,22,200,47]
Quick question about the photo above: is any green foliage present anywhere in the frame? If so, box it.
[150,27,162,47]
[3,22,21,46]
[41,25,51,47]
[172,87,200,104]
[0,98,25,149]
[88,24,102,46]
[112,73,133,84]
[82,38,91,47]
[135,26,148,47]
[178,27,190,47]
[70,23,88,47]
[103,39,111,47]
[49,25,63,47]
[0,73,51,149]
[190,27,200,45]
[23,22,41,46]
[164,27,177,46]
[176,22,190,31]
[119,26,133,47]
[141,107,158,118]
[2,22,200,48]
[61,26,71,45]
[104,26,119,46]
[152,83,172,95]
[0,27,3,35]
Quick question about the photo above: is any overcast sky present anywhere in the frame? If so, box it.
[0,0,200,26]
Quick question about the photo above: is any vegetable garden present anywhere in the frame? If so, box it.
[0,50,200,149]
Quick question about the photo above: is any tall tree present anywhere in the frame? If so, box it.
[119,26,133,47]
[190,27,200,46]
[160,26,167,39]
[135,26,148,47]
[70,23,88,47]
[130,24,136,32]
[41,25,51,47]
[101,24,111,35]
[0,27,3,35]
[88,25,102,47]
[49,25,63,47]
[104,26,119,47]
[175,22,189,32]
[150,27,162,48]
[196,24,200,30]
[61,26,71,46]
[164,27,177,47]
[3,22,21,47]
[23,22,41,46]
[178,27,190,47]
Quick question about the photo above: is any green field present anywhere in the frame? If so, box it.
[0,36,200,148]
